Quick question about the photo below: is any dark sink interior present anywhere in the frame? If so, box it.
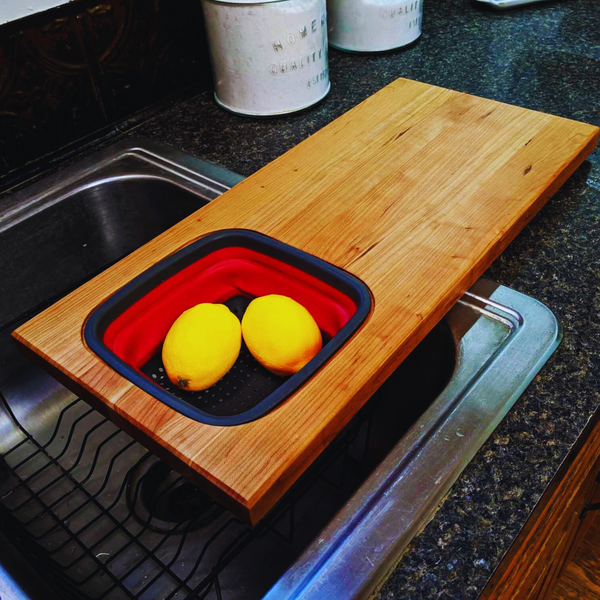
[0,179,209,331]
[365,319,456,465]
[0,176,211,449]
[0,152,458,600]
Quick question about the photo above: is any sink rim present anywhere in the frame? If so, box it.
[0,140,562,600]
[265,279,562,600]
[0,139,244,234]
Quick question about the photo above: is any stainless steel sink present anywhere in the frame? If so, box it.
[0,140,561,600]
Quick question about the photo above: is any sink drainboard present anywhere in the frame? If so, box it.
[0,141,561,600]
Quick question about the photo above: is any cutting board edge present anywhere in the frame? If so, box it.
[10,78,600,525]
[240,119,600,522]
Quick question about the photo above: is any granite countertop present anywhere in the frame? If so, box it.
[123,1,599,597]
[9,0,600,597]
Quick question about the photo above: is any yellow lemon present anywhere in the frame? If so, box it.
[242,295,322,376]
[162,303,241,391]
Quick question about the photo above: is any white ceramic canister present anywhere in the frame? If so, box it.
[201,0,330,116]
[327,0,423,53]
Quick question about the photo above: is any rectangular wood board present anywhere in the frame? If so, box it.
[13,78,599,524]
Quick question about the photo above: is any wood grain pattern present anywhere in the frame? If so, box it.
[552,515,600,600]
[544,476,600,599]
[533,474,600,600]
[553,577,598,600]
[13,78,599,524]
[480,414,600,600]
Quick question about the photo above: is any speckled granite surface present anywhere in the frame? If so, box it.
[6,0,599,597]
[121,1,600,597]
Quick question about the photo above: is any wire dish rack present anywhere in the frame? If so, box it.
[0,140,448,600]
[0,384,378,600]
[0,140,565,600]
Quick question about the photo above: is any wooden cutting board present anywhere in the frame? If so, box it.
[14,78,599,524]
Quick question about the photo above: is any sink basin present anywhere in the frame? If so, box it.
[267,278,560,600]
[0,140,561,600]
[0,142,242,332]
[0,142,243,452]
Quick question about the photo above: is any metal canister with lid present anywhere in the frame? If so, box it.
[327,0,423,53]
[201,0,330,116]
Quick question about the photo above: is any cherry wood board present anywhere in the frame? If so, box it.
[13,78,599,524]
